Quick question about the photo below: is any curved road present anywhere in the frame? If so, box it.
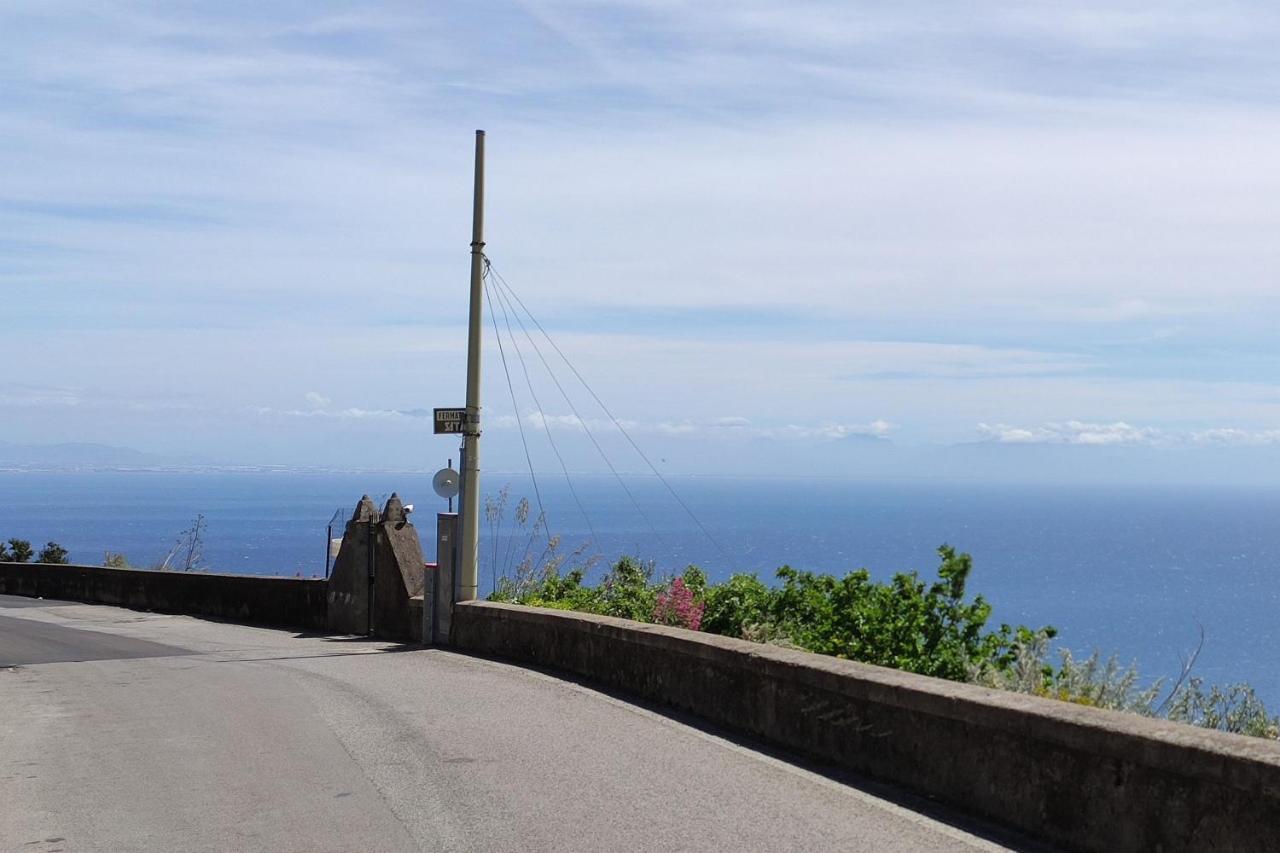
[0,595,1044,852]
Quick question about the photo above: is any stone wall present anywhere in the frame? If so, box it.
[0,561,327,631]
[452,600,1280,853]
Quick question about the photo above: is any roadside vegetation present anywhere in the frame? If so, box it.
[0,512,207,572]
[155,514,207,572]
[484,492,1278,740]
[0,538,70,564]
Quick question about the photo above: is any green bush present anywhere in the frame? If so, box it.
[5,538,33,563]
[978,630,1280,739]
[493,555,705,626]
[524,568,603,613]
[679,564,708,598]
[752,546,1029,681]
[698,547,1034,681]
[596,556,658,621]
[1166,678,1280,739]
[496,544,1032,682]
[36,541,69,565]
[701,572,773,637]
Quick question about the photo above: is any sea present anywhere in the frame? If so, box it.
[2,471,1277,708]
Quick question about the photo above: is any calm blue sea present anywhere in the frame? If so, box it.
[1,471,1277,708]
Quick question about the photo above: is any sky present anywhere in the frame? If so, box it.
[4,1,1280,478]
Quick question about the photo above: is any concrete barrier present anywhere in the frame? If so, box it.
[0,562,327,631]
[453,600,1280,853]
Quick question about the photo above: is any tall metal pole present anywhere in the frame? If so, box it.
[459,129,485,602]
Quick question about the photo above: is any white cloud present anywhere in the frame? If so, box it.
[978,421,1280,447]
[1190,428,1280,446]
[755,420,896,441]
[978,420,1163,445]
[0,384,82,408]
[1017,299,1197,325]
[491,411,895,441]
[254,406,406,421]
[5,4,1280,468]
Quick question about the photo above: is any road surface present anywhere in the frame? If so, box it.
[1,594,1046,852]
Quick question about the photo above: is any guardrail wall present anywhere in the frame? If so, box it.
[0,562,327,631]
[452,600,1280,853]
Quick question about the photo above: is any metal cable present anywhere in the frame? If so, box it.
[483,268,550,579]
[488,263,731,564]
[484,262,666,552]
[488,268,600,557]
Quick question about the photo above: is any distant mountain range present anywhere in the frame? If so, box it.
[0,441,164,469]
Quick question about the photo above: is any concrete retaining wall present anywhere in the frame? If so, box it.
[453,600,1280,853]
[0,562,327,631]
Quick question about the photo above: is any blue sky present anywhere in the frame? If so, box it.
[4,2,1280,474]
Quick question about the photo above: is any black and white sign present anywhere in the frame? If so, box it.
[433,407,467,434]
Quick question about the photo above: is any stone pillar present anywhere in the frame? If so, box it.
[327,494,427,641]
[326,496,378,636]
[371,494,426,641]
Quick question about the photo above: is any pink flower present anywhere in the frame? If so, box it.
[652,577,704,631]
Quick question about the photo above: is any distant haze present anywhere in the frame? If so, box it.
[8,438,1280,489]
[4,4,1280,482]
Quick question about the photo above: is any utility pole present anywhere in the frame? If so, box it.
[459,129,485,602]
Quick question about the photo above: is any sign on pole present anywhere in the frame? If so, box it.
[434,407,467,434]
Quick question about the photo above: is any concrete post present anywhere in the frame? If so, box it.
[433,512,459,644]
[459,129,485,603]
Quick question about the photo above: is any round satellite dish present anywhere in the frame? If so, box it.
[432,467,460,500]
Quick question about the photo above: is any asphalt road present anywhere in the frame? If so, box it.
[0,595,1045,853]
[0,613,189,667]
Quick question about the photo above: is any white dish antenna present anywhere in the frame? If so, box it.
[432,467,460,500]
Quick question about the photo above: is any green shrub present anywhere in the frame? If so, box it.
[1050,649,1163,713]
[679,564,708,598]
[761,546,1031,682]
[36,541,69,565]
[596,555,658,621]
[1164,678,1279,739]
[525,567,603,613]
[978,629,1279,739]
[701,572,773,638]
[6,538,33,563]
